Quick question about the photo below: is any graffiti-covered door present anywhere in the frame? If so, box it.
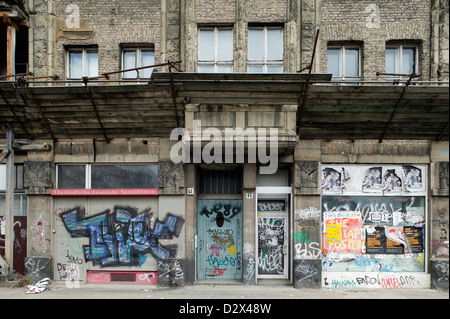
[257,199,288,279]
[197,199,242,280]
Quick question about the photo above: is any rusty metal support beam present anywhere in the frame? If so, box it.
[82,77,110,143]
[100,60,182,80]
[437,122,449,141]
[16,83,58,143]
[0,148,11,162]
[0,72,33,80]
[4,127,14,276]
[297,29,320,135]
[0,88,32,139]
[168,61,181,128]
[378,72,419,143]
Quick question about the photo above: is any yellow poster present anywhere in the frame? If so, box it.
[327,224,342,243]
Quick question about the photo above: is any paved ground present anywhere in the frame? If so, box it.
[0,281,448,300]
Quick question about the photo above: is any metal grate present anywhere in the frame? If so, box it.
[198,168,242,194]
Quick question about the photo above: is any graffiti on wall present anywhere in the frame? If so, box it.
[59,206,184,267]
[294,207,321,260]
[323,272,430,289]
[432,207,449,258]
[321,194,426,272]
[30,210,51,253]
[197,200,242,280]
[257,217,286,275]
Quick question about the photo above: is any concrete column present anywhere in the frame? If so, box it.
[184,163,197,284]
[4,128,15,275]
[242,163,256,285]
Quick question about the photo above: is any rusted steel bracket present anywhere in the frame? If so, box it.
[82,77,110,143]
[168,61,182,128]
[297,29,320,135]
[377,72,420,143]
[0,88,32,139]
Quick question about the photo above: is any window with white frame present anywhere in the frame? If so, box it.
[248,26,283,73]
[121,47,155,79]
[385,44,418,75]
[327,45,361,79]
[67,47,99,80]
[198,27,233,73]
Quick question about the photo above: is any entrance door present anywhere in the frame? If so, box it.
[197,199,242,280]
[257,199,288,278]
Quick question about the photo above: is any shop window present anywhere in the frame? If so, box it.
[198,168,242,194]
[327,44,361,80]
[57,165,86,189]
[91,165,158,189]
[198,27,233,73]
[0,164,26,216]
[121,46,155,79]
[57,164,158,189]
[248,26,283,73]
[67,46,99,80]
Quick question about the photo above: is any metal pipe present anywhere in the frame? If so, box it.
[0,72,33,79]
[82,78,110,143]
[168,62,181,128]
[297,29,320,135]
[379,72,417,143]
[0,89,32,139]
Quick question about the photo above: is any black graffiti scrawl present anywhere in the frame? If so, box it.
[60,206,184,267]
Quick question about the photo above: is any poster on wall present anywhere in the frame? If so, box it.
[322,211,362,256]
[404,226,424,253]
[362,167,382,193]
[322,196,425,256]
[402,166,424,192]
[321,165,426,195]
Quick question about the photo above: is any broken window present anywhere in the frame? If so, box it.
[0,2,28,80]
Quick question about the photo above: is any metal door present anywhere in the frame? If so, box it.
[257,200,288,279]
[197,199,242,280]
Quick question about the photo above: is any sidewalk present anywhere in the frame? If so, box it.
[0,281,448,299]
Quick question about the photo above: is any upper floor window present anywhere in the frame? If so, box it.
[121,46,155,79]
[198,27,233,73]
[327,45,361,79]
[67,47,98,80]
[248,26,283,73]
[385,44,418,75]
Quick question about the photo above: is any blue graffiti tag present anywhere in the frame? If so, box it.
[60,206,184,267]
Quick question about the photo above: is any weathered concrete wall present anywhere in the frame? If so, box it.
[429,141,449,290]
[242,163,256,285]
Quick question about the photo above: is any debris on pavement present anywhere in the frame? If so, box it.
[25,278,52,294]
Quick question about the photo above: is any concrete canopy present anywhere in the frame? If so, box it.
[0,72,448,141]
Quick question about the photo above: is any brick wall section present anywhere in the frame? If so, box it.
[319,0,432,81]
[51,0,162,80]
